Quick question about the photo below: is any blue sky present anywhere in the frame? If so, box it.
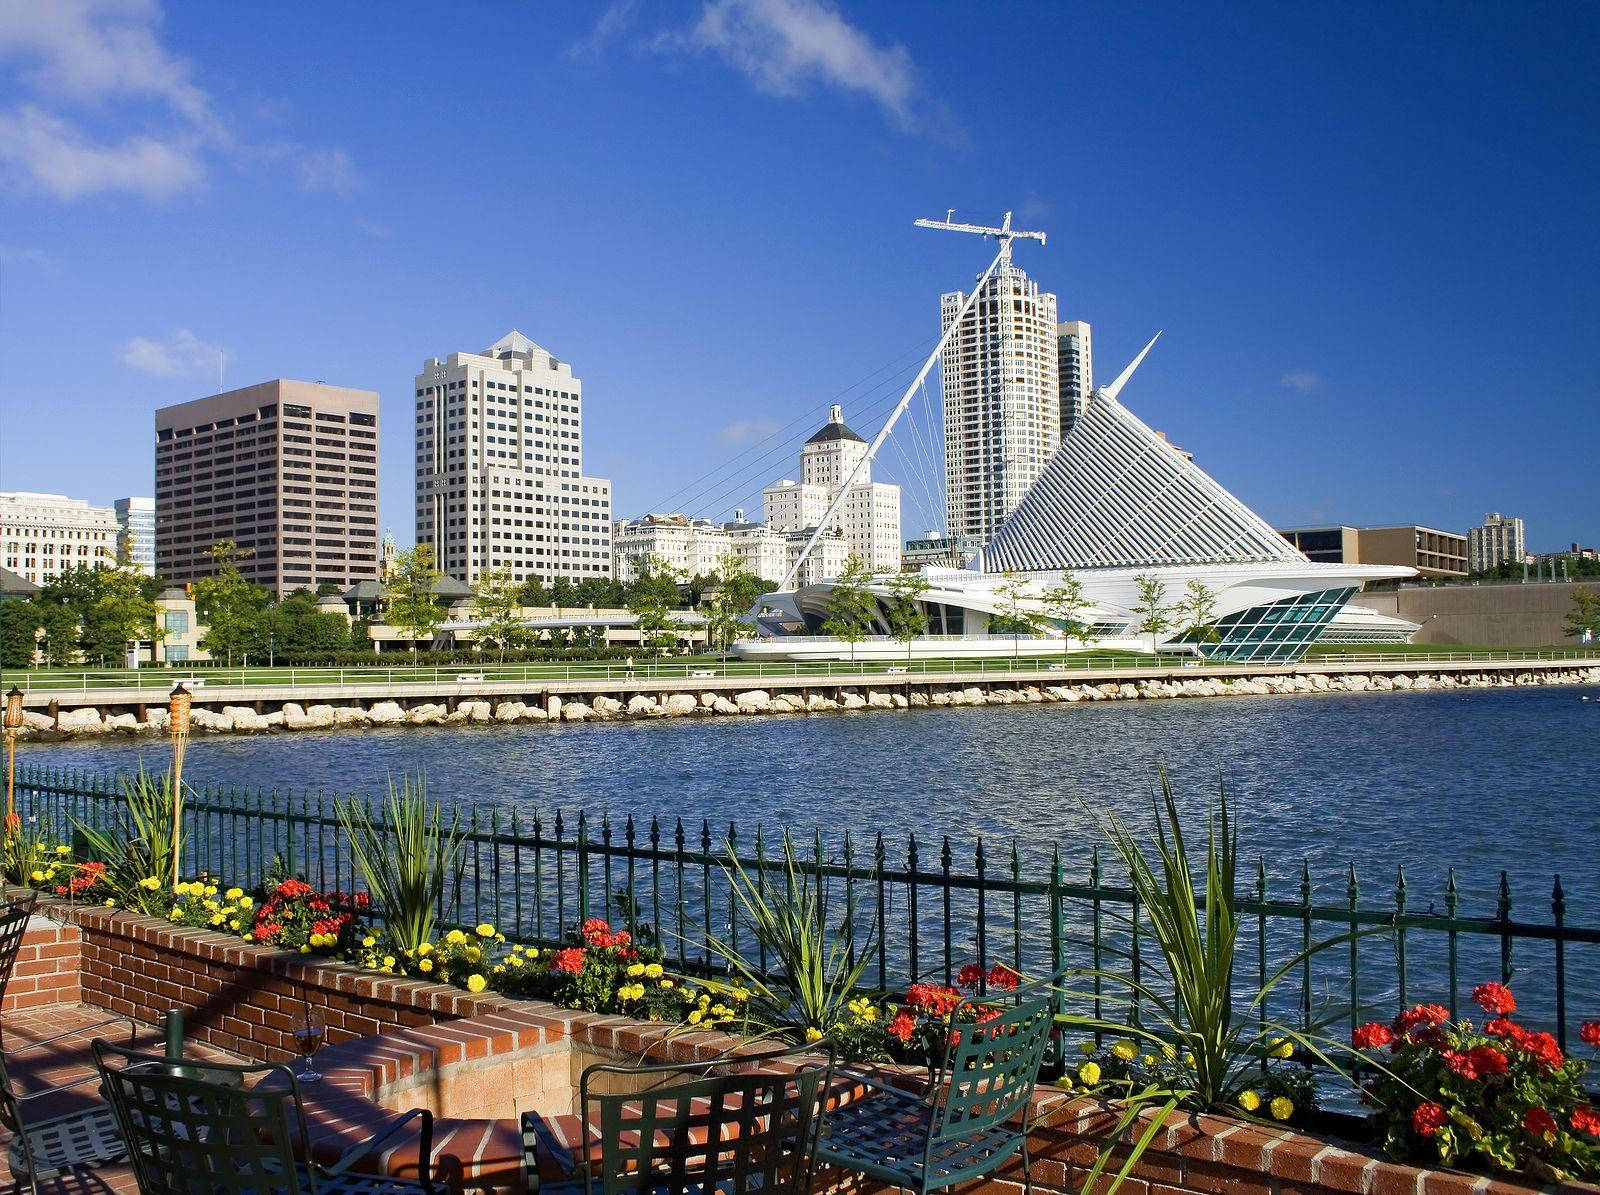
[2,1,1596,552]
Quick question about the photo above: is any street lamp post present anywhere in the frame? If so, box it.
[3,687,23,824]
[167,684,191,889]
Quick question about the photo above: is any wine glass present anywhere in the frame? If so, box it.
[292,1007,326,1083]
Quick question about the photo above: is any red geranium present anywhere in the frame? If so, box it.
[1522,1107,1558,1138]
[905,983,963,1017]
[1412,1102,1448,1138]
[1351,1022,1393,1049]
[552,947,586,975]
[1572,1107,1600,1137]
[1484,1016,1521,1041]
[986,963,1020,992]
[1392,1004,1451,1036]
[887,1011,917,1044]
[1581,1022,1600,1048]
[1472,982,1516,1016]
[1513,1030,1564,1073]
[957,963,983,989]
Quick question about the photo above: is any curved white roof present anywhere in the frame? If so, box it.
[979,390,1306,572]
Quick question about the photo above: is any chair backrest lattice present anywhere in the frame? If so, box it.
[580,1046,834,1195]
[93,1040,313,1195]
[0,894,39,1008]
[929,988,1055,1146]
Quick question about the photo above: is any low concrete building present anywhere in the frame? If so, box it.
[1348,580,1592,647]
[149,586,210,665]
[1279,524,1468,579]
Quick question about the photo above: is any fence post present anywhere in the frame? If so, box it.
[1347,864,1360,1041]
[1444,869,1459,1020]
[1552,874,1567,1051]
[1497,871,1513,984]
[874,832,888,992]
[576,811,590,926]
[1394,865,1409,1009]
[906,834,920,984]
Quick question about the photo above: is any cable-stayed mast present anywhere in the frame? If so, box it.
[778,210,1047,591]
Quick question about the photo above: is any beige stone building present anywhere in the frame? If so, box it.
[761,405,900,572]
[0,492,119,584]
[155,380,381,596]
[1279,524,1468,579]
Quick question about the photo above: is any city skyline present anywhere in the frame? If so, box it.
[1,3,1597,551]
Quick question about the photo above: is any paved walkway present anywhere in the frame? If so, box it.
[0,1004,243,1194]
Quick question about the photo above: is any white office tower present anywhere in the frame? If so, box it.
[1056,320,1094,437]
[414,331,612,584]
[762,405,900,571]
[1468,513,1527,573]
[113,497,156,574]
[940,262,1060,543]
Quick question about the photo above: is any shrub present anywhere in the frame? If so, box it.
[337,775,464,955]
[167,880,255,936]
[75,766,185,915]
[1353,984,1598,1181]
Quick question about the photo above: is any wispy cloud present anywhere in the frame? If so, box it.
[357,218,392,239]
[0,245,55,269]
[568,0,642,60]
[686,0,917,126]
[119,327,231,377]
[0,0,354,201]
[719,417,780,445]
[1279,371,1321,394]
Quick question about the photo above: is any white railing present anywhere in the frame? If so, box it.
[13,647,1600,694]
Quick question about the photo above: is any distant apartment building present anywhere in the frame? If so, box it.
[0,491,119,585]
[414,331,612,585]
[939,262,1060,543]
[612,510,788,583]
[1468,512,1527,573]
[114,496,156,574]
[1056,319,1094,437]
[902,530,983,570]
[761,405,900,572]
[155,380,381,597]
[1279,524,1468,579]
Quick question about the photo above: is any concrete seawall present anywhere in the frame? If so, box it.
[14,657,1600,739]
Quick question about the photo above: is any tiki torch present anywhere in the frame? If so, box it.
[168,684,191,889]
[3,687,22,824]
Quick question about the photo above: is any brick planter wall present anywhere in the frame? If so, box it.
[1,916,82,1012]
[50,904,1594,1195]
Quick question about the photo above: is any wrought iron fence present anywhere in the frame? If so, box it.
[16,764,1599,1051]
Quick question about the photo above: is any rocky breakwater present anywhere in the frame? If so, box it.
[13,664,1600,740]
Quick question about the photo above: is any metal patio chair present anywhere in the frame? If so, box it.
[815,977,1058,1195]
[0,1009,142,1195]
[522,1040,836,1195]
[94,1038,438,1195]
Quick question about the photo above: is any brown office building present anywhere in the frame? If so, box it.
[1279,524,1468,579]
[155,380,380,596]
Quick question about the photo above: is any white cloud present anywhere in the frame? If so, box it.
[719,417,780,445]
[687,0,917,125]
[0,104,202,199]
[0,0,354,201]
[119,328,231,377]
[568,0,642,60]
[1279,371,1321,393]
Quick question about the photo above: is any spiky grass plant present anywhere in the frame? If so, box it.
[75,765,186,915]
[703,835,878,1043]
[337,775,465,955]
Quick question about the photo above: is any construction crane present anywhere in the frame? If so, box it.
[777,211,1048,592]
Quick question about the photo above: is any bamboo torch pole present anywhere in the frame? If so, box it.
[3,687,22,825]
[167,684,191,889]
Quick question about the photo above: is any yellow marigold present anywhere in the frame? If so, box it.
[1077,1062,1101,1085]
[1053,1074,1075,1090]
[1111,1040,1137,1061]
[55,845,70,855]
[29,870,43,882]
[1078,1041,1097,1056]
[1269,1097,1294,1121]
[210,914,224,926]
[362,936,376,948]
[1268,1037,1294,1060]
[225,887,243,900]
[643,963,663,979]
[804,1027,824,1043]
[446,929,468,945]
[475,923,495,938]
[507,956,523,968]
[381,955,396,969]
[464,946,481,963]
[1140,1055,1156,1067]
[140,876,161,890]
[465,974,488,993]
[419,959,434,973]
[417,942,433,955]
[1238,1090,1261,1113]
[104,899,115,907]
[237,896,252,907]
[688,1010,703,1025]
[660,978,674,989]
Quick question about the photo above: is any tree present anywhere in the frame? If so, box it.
[819,554,879,661]
[1176,579,1221,646]
[1039,575,1091,655]
[701,553,770,655]
[624,555,682,608]
[264,591,351,656]
[471,567,531,660]
[80,566,162,665]
[988,572,1045,658]
[193,541,271,665]
[1131,573,1172,654]
[627,589,679,656]
[1566,586,1600,643]
[884,571,930,660]
[386,545,444,648]
[0,602,42,669]
[36,603,79,667]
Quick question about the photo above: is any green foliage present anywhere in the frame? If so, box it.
[385,545,445,644]
[193,541,272,664]
[884,571,930,649]
[263,591,351,655]
[625,555,685,655]
[989,572,1046,657]
[18,563,161,667]
[2,816,58,887]
[1177,579,1221,644]
[471,567,533,659]
[701,553,771,653]
[0,600,42,669]
[819,554,878,659]
[336,775,465,955]
[703,837,877,1042]
[1131,573,1172,649]
[1565,587,1600,642]
[74,766,186,915]
[1040,575,1091,650]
